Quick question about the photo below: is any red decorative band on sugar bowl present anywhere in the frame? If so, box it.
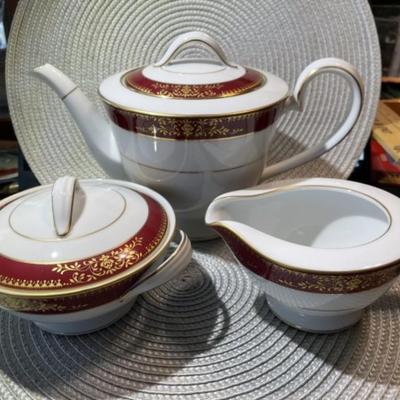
[123,67,265,99]
[105,106,278,141]
[0,275,141,314]
[0,194,168,314]
[214,225,400,294]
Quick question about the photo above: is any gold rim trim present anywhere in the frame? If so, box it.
[120,68,266,100]
[122,154,266,174]
[1,186,163,265]
[208,184,396,275]
[126,128,271,142]
[98,88,289,118]
[0,204,167,269]
[121,231,189,298]
[0,219,171,299]
[299,65,365,102]
[3,189,143,263]
[0,297,90,313]
[0,187,174,298]
[8,188,127,242]
[113,110,276,142]
[50,177,77,237]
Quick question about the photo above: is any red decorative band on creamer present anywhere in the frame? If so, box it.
[105,106,278,140]
[214,226,400,294]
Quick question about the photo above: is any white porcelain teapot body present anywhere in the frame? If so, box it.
[33,31,364,240]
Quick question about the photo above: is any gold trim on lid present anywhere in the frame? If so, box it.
[121,67,266,100]
[99,90,290,118]
[0,183,173,298]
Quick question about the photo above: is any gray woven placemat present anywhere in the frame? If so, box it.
[6,0,380,184]
[0,240,399,400]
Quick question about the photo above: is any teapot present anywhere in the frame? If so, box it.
[32,31,363,240]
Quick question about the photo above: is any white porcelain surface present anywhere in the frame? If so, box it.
[0,179,175,263]
[51,176,77,236]
[153,30,237,71]
[206,178,400,332]
[122,149,265,238]
[261,58,363,180]
[143,61,246,84]
[32,32,364,239]
[267,297,363,333]
[32,299,136,335]
[260,274,395,311]
[215,186,390,249]
[246,268,395,332]
[63,88,126,179]
[99,68,288,116]
[207,178,400,273]
[114,122,273,171]
[10,229,192,335]
[99,30,289,115]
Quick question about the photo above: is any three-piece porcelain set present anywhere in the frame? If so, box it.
[1,32,399,334]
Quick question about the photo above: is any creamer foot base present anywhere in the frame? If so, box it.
[267,297,363,333]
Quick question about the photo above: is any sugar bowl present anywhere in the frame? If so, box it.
[0,177,191,334]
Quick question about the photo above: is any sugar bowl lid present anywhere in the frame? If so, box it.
[99,31,289,117]
[0,177,173,296]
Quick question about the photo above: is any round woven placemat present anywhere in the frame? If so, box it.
[0,241,399,399]
[6,0,380,184]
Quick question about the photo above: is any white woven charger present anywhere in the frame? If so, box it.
[6,0,380,184]
[3,1,394,399]
[0,241,400,399]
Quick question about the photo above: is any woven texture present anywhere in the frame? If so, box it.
[1,241,400,399]
[6,0,380,184]
[3,2,392,398]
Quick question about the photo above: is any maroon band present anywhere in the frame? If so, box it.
[214,226,400,294]
[106,105,278,140]
[0,194,167,291]
[124,67,265,99]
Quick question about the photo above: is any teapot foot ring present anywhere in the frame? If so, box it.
[267,297,363,333]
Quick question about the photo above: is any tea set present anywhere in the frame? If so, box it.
[0,31,398,334]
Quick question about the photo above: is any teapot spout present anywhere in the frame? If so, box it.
[32,64,126,179]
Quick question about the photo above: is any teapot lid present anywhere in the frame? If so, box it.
[99,31,289,117]
[123,63,265,100]
[0,177,173,296]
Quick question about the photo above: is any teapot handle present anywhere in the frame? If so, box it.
[261,58,364,180]
[154,31,237,68]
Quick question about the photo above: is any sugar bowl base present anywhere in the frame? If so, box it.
[14,297,138,335]
[267,297,363,333]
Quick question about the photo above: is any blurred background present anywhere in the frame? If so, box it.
[372,0,400,78]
